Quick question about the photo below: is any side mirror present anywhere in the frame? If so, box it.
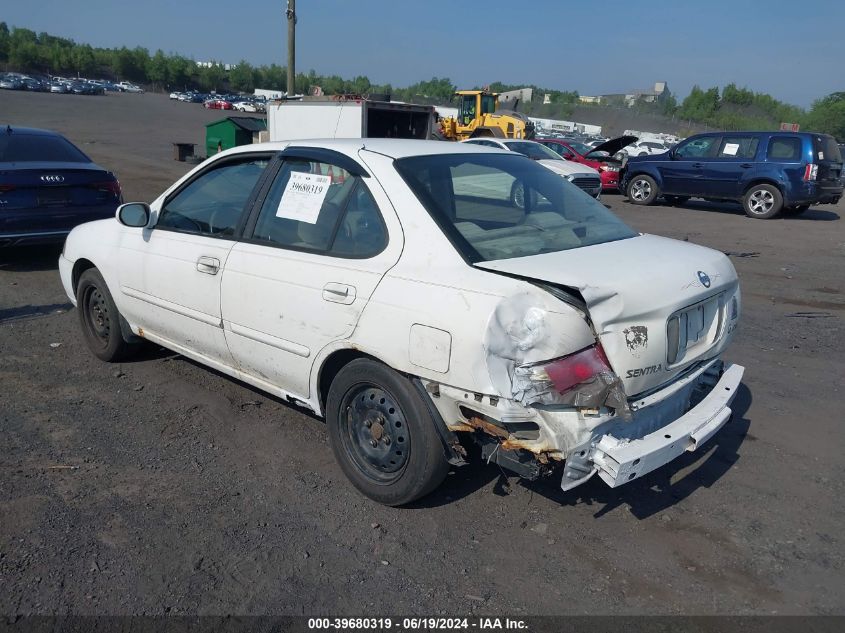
[116,202,151,227]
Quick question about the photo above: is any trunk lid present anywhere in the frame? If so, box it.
[476,234,738,396]
[0,163,120,211]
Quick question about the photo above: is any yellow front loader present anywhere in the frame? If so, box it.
[437,90,535,141]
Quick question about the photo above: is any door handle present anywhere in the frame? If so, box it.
[739,163,753,168]
[322,282,356,304]
[692,163,703,169]
[196,256,220,275]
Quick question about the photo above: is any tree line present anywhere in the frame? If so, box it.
[1,24,842,139]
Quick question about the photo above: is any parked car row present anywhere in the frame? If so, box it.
[169,91,267,112]
[1,72,143,95]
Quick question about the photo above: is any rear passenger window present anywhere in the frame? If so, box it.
[717,137,759,159]
[250,159,387,258]
[767,137,802,161]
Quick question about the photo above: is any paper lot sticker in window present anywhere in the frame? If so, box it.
[275,171,331,224]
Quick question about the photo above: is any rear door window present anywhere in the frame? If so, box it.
[716,136,759,159]
[249,159,387,258]
[767,137,802,162]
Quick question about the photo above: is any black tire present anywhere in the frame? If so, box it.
[76,268,136,362]
[664,195,690,206]
[743,183,783,219]
[626,174,659,205]
[785,204,810,214]
[325,359,450,506]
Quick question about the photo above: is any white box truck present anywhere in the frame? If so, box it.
[268,98,436,142]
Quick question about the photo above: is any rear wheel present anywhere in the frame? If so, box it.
[743,184,783,219]
[326,359,449,506]
[627,174,659,205]
[76,268,137,362]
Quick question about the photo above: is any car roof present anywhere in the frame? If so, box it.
[2,126,61,137]
[228,138,513,160]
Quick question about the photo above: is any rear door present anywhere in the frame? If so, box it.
[701,135,760,198]
[220,149,403,399]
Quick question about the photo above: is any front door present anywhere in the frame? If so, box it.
[116,154,272,364]
[659,136,719,195]
[221,151,402,399]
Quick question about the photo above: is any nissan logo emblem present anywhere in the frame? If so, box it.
[41,175,65,183]
[698,271,711,288]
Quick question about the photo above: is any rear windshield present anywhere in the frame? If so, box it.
[0,134,89,163]
[395,153,637,262]
[814,135,842,163]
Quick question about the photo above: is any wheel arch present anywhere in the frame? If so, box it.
[625,168,663,192]
[71,258,97,293]
[316,347,383,413]
[742,178,784,197]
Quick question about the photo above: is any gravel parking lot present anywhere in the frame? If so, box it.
[1,90,844,616]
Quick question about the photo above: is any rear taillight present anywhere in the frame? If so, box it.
[91,180,122,197]
[517,345,613,395]
[803,164,818,181]
[0,184,15,193]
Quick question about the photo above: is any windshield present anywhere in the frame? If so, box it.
[395,153,637,262]
[503,141,562,161]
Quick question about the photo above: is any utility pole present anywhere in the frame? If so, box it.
[286,0,296,97]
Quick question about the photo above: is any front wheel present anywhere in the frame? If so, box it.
[743,184,783,219]
[627,174,659,205]
[76,268,137,362]
[326,359,450,506]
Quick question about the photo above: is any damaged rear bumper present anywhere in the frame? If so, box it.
[564,362,744,490]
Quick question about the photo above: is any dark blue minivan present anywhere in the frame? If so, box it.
[621,131,843,219]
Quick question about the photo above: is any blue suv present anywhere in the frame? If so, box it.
[621,131,843,219]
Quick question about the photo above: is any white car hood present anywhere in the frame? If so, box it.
[476,233,739,396]
[537,159,599,178]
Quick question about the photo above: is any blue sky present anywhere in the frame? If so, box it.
[4,0,843,107]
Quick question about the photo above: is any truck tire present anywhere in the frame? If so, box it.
[627,175,659,205]
[325,359,450,506]
[743,184,783,219]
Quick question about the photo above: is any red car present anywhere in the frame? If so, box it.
[536,136,636,191]
[203,98,233,110]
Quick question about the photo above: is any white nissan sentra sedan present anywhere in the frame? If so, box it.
[59,139,744,506]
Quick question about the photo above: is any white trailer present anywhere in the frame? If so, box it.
[268,99,435,142]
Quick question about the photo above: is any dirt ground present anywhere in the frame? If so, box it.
[1,90,844,616]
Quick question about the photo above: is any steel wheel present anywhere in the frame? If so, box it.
[82,284,113,351]
[326,358,450,505]
[338,384,410,482]
[76,268,137,362]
